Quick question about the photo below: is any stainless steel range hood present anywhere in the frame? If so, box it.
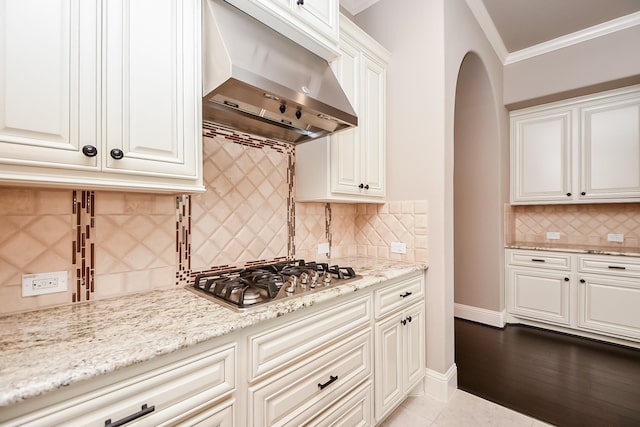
[202,0,357,144]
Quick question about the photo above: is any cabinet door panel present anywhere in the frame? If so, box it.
[295,0,337,39]
[361,54,385,197]
[578,275,640,340]
[404,303,425,391]
[0,0,98,169]
[510,110,572,203]
[104,0,199,179]
[581,97,640,199]
[331,37,360,195]
[374,312,403,421]
[507,267,571,325]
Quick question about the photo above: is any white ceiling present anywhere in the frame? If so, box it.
[341,0,640,63]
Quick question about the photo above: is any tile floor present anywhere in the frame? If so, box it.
[382,390,554,427]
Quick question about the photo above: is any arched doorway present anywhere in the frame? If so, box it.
[453,52,503,320]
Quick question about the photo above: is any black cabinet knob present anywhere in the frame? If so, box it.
[566,192,572,197]
[564,277,570,282]
[581,192,586,196]
[82,145,98,157]
[365,184,370,190]
[580,279,586,283]
[297,0,304,5]
[110,149,124,160]
[359,183,364,189]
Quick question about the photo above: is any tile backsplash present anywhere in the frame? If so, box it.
[0,125,428,315]
[506,203,640,249]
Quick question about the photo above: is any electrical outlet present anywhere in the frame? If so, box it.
[391,242,407,254]
[317,242,330,254]
[546,231,560,240]
[608,233,624,243]
[22,271,68,297]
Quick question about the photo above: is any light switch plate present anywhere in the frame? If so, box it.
[608,233,624,242]
[391,242,407,254]
[22,271,68,297]
[546,231,560,240]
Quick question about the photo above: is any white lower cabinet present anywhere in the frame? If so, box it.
[506,249,640,344]
[374,275,425,423]
[1,272,428,426]
[1,342,236,427]
[248,328,372,426]
[506,268,571,326]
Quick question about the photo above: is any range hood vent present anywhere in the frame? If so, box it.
[202,0,357,144]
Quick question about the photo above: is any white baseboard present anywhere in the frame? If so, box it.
[455,303,505,328]
[425,363,457,402]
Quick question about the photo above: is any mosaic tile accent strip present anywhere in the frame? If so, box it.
[71,191,95,303]
[176,195,191,286]
[511,203,640,248]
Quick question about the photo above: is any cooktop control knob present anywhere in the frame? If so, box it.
[322,272,332,286]
[285,275,297,293]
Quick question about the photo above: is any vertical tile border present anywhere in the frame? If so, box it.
[71,190,95,303]
[176,195,191,286]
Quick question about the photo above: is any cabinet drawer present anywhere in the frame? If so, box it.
[5,344,235,427]
[248,295,371,382]
[374,274,424,318]
[306,380,372,427]
[578,255,640,278]
[506,250,572,270]
[248,329,372,427]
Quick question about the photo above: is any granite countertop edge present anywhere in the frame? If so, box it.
[505,242,640,257]
[0,257,427,407]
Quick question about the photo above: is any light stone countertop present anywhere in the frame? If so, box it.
[0,257,427,407]
[506,242,640,257]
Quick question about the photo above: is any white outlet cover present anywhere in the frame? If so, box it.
[317,242,330,254]
[391,242,407,254]
[607,233,624,243]
[22,271,68,297]
[546,231,560,240]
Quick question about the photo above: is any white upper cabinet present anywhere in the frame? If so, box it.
[0,0,204,193]
[580,93,640,200]
[295,14,389,203]
[224,0,340,60]
[0,0,100,170]
[511,108,572,202]
[510,85,640,204]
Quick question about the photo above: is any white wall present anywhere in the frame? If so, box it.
[354,0,508,399]
[504,26,640,108]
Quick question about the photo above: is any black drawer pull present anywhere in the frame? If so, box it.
[400,291,412,298]
[105,404,154,426]
[318,375,338,390]
[608,265,626,270]
[531,258,546,263]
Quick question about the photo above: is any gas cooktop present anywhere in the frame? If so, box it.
[187,259,360,311]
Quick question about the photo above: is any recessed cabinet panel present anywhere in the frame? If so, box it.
[510,110,571,202]
[507,268,570,325]
[362,54,385,197]
[578,275,640,340]
[581,98,640,199]
[0,0,99,169]
[104,0,199,179]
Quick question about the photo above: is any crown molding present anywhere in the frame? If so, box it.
[505,11,640,65]
[464,0,509,63]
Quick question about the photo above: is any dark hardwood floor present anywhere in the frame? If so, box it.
[455,318,640,427]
